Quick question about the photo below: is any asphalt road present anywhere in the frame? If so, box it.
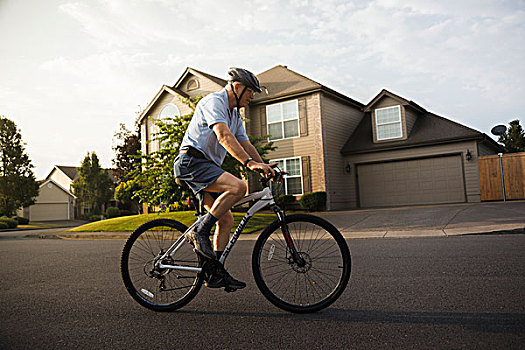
[1,235,524,349]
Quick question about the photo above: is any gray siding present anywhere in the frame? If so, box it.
[405,107,418,136]
[319,94,364,210]
[477,142,498,156]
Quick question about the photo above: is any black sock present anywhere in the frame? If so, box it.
[196,212,218,236]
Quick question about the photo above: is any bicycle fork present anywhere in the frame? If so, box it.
[274,208,306,267]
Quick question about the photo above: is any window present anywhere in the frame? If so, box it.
[267,100,299,141]
[375,105,402,140]
[187,78,199,90]
[159,104,181,120]
[270,157,303,196]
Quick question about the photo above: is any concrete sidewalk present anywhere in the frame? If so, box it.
[316,200,525,238]
[5,201,524,240]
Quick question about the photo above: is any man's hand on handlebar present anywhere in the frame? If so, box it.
[248,161,278,178]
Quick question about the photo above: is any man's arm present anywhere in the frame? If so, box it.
[213,123,275,175]
[240,140,263,163]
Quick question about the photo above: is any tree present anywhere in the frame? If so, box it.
[127,96,198,210]
[498,119,525,153]
[112,123,141,183]
[129,96,276,211]
[72,152,114,216]
[0,116,39,217]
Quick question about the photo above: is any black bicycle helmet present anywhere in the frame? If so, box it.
[227,67,262,93]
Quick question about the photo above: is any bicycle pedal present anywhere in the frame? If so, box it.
[224,287,237,293]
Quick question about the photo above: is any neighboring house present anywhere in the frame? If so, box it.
[138,65,502,210]
[18,179,76,221]
[19,165,118,221]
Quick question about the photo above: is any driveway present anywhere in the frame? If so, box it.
[317,200,525,238]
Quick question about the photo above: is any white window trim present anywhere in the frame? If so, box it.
[266,100,300,141]
[270,156,303,196]
[375,105,403,141]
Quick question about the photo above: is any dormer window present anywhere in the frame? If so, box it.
[187,78,199,91]
[375,105,402,140]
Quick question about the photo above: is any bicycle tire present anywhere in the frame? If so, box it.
[121,218,203,311]
[252,214,351,313]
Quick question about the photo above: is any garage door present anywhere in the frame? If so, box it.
[30,203,69,221]
[357,155,466,207]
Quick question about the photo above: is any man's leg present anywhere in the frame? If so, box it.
[195,174,246,290]
[202,192,234,258]
[187,172,246,259]
[204,172,247,219]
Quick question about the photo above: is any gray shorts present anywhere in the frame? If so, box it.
[173,153,225,196]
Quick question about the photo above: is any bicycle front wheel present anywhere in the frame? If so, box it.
[252,214,351,313]
[121,218,203,311]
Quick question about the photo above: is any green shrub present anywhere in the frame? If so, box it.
[299,192,327,211]
[0,217,18,228]
[0,222,9,230]
[105,207,121,218]
[89,215,104,222]
[12,216,29,225]
[275,194,296,210]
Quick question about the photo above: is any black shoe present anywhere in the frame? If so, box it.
[205,266,246,290]
[185,228,216,260]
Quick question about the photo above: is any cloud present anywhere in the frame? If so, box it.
[3,0,524,178]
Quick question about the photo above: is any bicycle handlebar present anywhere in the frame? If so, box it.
[257,165,287,186]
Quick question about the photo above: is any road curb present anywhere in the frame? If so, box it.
[39,225,525,241]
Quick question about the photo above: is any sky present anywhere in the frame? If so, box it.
[1,0,524,179]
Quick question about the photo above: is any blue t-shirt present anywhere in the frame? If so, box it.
[180,89,249,166]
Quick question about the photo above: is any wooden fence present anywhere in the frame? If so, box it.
[478,152,525,201]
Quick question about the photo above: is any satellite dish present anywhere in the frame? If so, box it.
[491,125,507,136]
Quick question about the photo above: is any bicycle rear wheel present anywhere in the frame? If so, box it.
[252,214,351,313]
[121,218,203,311]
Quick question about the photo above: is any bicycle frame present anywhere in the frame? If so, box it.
[156,186,282,272]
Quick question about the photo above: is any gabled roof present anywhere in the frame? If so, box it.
[44,165,118,184]
[363,89,426,113]
[40,179,77,199]
[252,65,363,108]
[341,109,503,155]
[45,165,79,182]
[173,67,227,90]
[173,67,228,89]
[137,85,189,124]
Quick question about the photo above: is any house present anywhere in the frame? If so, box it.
[340,89,502,208]
[138,65,502,210]
[18,165,118,221]
[18,178,76,221]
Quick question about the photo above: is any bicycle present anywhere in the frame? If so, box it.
[120,167,351,313]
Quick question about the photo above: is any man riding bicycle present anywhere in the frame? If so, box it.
[174,67,276,290]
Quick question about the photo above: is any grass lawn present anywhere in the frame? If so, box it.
[68,211,277,234]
